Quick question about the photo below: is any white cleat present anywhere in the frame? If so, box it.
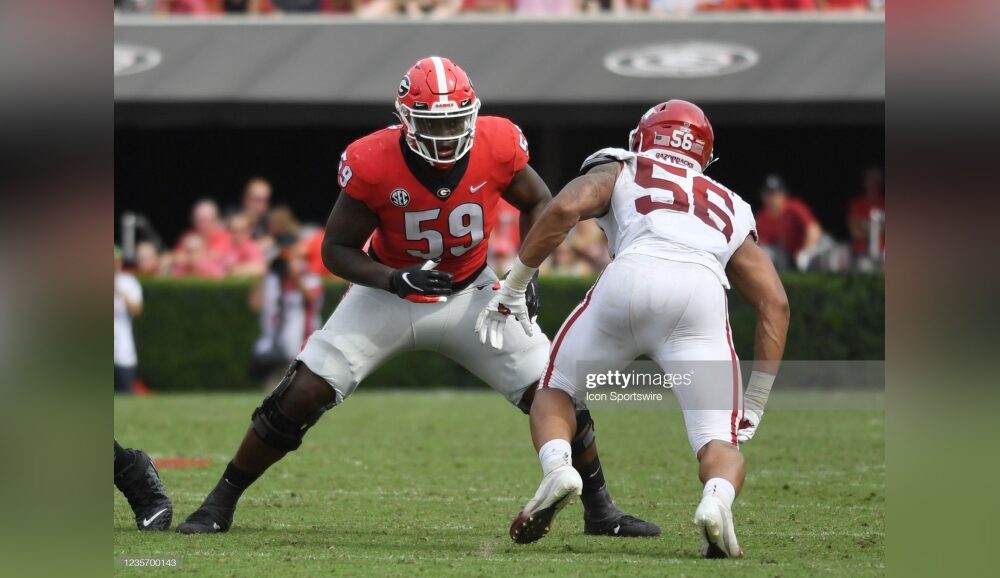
[509,465,583,544]
[693,494,743,558]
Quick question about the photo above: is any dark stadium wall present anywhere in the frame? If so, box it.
[114,120,884,248]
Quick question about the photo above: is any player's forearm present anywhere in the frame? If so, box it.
[322,244,394,291]
[752,300,789,374]
[518,196,550,244]
[518,203,580,269]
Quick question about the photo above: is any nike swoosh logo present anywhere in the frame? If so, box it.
[401,272,420,291]
[142,508,168,527]
[613,524,621,535]
[469,181,487,193]
[588,464,602,478]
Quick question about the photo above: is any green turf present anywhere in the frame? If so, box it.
[114,391,884,577]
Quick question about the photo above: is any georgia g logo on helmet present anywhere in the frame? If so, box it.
[394,56,481,167]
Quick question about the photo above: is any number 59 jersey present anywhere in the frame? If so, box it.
[583,148,757,288]
[337,116,530,283]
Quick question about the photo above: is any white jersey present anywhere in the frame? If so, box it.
[114,272,142,367]
[583,147,757,288]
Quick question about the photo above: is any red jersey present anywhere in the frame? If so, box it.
[754,197,817,257]
[848,195,885,255]
[337,116,529,282]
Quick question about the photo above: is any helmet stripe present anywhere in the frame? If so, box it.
[429,56,449,103]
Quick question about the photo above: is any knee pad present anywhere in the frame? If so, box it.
[571,409,596,454]
[250,361,336,452]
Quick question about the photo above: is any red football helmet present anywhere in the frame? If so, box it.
[628,100,715,170]
[395,56,480,166]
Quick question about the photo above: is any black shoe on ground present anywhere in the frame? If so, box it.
[114,450,173,531]
[176,496,235,534]
[584,512,661,537]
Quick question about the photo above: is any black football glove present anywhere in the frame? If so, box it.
[525,272,540,319]
[388,262,453,299]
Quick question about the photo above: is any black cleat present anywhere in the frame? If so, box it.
[175,501,234,534]
[115,450,173,531]
[584,512,661,537]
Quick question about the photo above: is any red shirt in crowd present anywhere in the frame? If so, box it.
[175,229,233,257]
[224,237,266,272]
[489,199,521,258]
[822,0,869,9]
[848,195,885,255]
[755,197,818,257]
[303,229,339,279]
[699,0,815,9]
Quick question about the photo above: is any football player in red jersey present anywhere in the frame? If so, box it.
[177,57,659,538]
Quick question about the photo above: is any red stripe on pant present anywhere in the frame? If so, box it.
[542,278,600,388]
[723,297,739,445]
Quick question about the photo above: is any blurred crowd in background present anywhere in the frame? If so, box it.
[115,168,883,392]
[119,166,884,283]
[114,0,884,17]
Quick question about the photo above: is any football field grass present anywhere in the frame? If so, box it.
[114,391,884,577]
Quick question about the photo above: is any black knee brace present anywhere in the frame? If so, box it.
[571,409,596,454]
[250,361,335,452]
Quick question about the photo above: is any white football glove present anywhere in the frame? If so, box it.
[738,371,776,444]
[475,257,538,351]
[475,280,533,350]
[737,409,762,444]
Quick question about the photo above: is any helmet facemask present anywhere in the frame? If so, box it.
[396,100,480,166]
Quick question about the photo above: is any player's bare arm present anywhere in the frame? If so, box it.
[727,236,789,372]
[726,236,790,442]
[321,193,453,297]
[321,192,394,291]
[518,161,618,268]
[477,161,617,349]
[502,164,553,242]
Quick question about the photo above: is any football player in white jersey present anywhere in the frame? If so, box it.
[476,100,790,557]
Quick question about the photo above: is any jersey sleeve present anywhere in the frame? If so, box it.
[506,120,530,173]
[728,195,758,255]
[337,137,384,205]
[580,147,633,175]
[337,149,364,201]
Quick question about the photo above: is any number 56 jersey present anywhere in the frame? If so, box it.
[582,148,757,288]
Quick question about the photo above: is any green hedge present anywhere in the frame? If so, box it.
[132,274,883,391]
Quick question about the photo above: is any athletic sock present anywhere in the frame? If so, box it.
[222,461,260,490]
[577,454,618,517]
[577,455,607,496]
[206,462,261,509]
[114,440,135,477]
[538,439,572,477]
[703,477,736,509]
